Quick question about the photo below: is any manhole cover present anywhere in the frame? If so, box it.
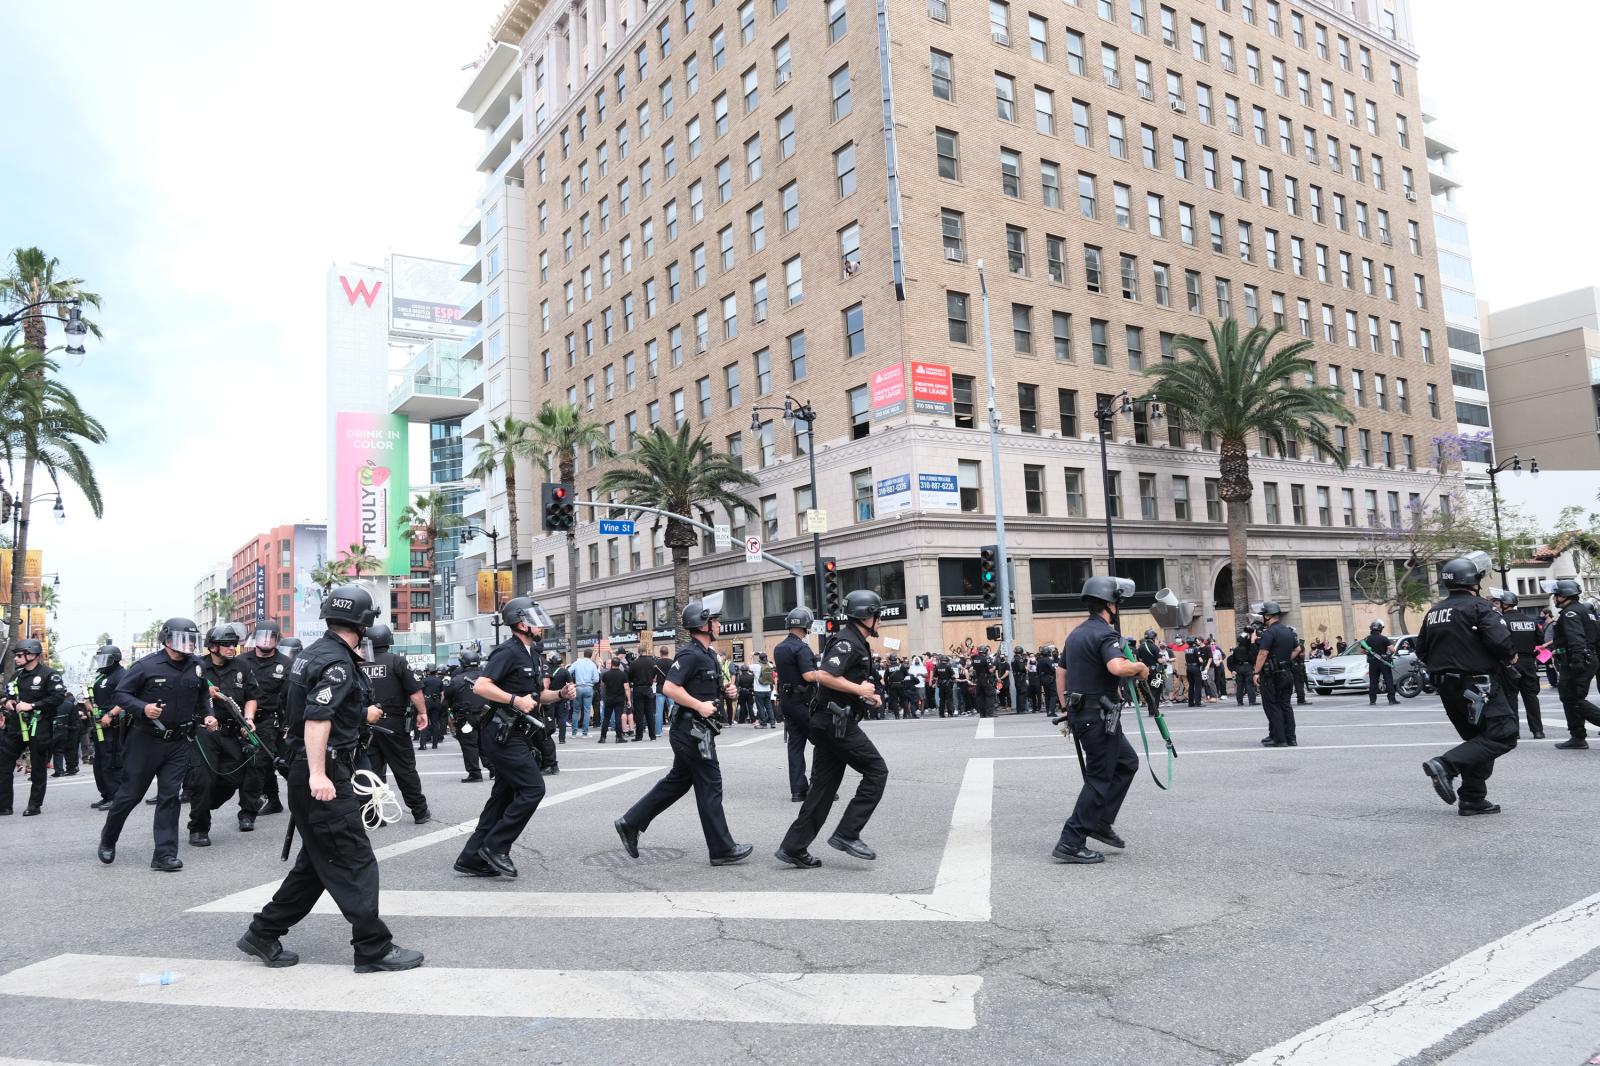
[582,846,687,867]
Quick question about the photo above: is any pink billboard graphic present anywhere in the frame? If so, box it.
[334,412,409,577]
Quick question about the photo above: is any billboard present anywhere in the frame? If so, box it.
[389,254,474,339]
[911,361,953,415]
[871,363,906,420]
[475,569,514,614]
[334,412,410,576]
[0,550,44,605]
[291,524,327,639]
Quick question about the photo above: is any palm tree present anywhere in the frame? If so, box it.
[399,490,466,663]
[0,249,103,656]
[526,401,612,648]
[596,424,760,642]
[202,588,239,629]
[309,560,344,595]
[337,543,383,580]
[468,415,536,579]
[0,343,105,662]
[1143,320,1352,617]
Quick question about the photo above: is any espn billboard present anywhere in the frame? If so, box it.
[389,254,473,339]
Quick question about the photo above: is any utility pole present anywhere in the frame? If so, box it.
[976,261,1018,713]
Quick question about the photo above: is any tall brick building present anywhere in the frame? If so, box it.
[480,0,1459,657]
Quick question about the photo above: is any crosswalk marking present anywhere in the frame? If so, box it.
[192,758,995,923]
[0,954,980,1030]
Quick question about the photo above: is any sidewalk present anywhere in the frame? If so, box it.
[1438,967,1600,1065]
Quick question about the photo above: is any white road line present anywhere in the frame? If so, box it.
[416,766,651,776]
[193,759,995,924]
[982,719,1456,740]
[994,740,1454,761]
[718,729,784,748]
[974,717,995,740]
[1234,890,1600,1066]
[0,1059,100,1066]
[192,767,655,912]
[0,954,980,1030]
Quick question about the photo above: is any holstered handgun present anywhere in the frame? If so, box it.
[1097,694,1122,733]
[825,701,851,740]
[1464,674,1491,726]
[686,713,721,759]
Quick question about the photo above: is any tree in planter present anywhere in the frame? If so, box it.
[399,490,466,664]
[595,424,759,643]
[525,401,611,649]
[1144,320,1352,617]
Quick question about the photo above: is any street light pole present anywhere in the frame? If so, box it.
[751,395,826,615]
[462,525,504,646]
[976,262,1018,713]
[1483,453,1537,589]
[1092,391,1162,574]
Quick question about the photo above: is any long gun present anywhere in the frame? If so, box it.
[211,690,290,778]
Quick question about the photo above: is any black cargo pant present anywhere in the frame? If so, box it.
[1502,664,1542,736]
[249,752,393,965]
[254,714,285,809]
[1435,674,1518,804]
[622,714,738,859]
[454,713,484,777]
[1368,660,1399,704]
[368,712,428,817]
[458,725,546,862]
[1234,669,1257,705]
[0,723,50,811]
[1261,671,1297,744]
[100,728,190,861]
[1057,701,1139,850]
[780,693,811,797]
[90,719,126,802]
[779,712,887,854]
[1558,661,1600,740]
[188,729,264,832]
[632,687,658,740]
[52,714,81,774]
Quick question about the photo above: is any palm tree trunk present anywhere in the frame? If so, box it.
[1219,436,1254,621]
[504,462,520,577]
[562,450,579,658]
[6,455,37,656]
[428,537,439,665]
[672,544,691,645]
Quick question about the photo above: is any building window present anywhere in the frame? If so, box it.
[842,302,865,358]
[958,460,983,513]
[1017,381,1038,431]
[848,385,870,439]
[947,290,970,343]
[1204,478,1222,522]
[1024,465,1047,515]
[1172,475,1191,520]
[1064,468,1086,517]
[1138,473,1158,520]
[852,469,875,521]
[953,374,975,428]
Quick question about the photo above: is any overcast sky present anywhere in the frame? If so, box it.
[0,0,1594,671]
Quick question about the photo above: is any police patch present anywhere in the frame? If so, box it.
[826,656,843,667]
[313,687,334,705]
[325,666,347,684]
[274,665,284,677]
[29,677,40,688]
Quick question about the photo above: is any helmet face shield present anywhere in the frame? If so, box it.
[93,649,118,670]
[247,627,280,651]
[701,591,725,618]
[513,601,556,630]
[166,630,202,655]
[1113,577,1136,601]
[1463,551,1492,581]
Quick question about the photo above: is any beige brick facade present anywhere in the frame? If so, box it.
[490,0,1459,657]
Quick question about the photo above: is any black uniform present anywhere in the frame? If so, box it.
[1417,592,1518,804]
[1550,602,1600,740]
[456,635,550,871]
[971,652,995,717]
[1,663,67,813]
[627,653,658,740]
[246,649,293,811]
[934,659,956,717]
[773,632,818,798]
[420,673,446,748]
[1184,645,1205,707]
[89,665,128,804]
[50,681,81,777]
[1056,616,1139,851]
[100,652,212,862]
[444,665,488,779]
[621,639,740,858]
[1231,638,1258,705]
[359,651,429,820]
[778,624,889,854]
[1361,632,1399,705]
[1038,650,1058,713]
[1500,607,1544,736]
[247,631,395,964]
[599,665,629,740]
[189,656,265,835]
[1257,622,1299,744]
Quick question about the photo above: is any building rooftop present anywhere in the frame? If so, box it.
[491,0,543,44]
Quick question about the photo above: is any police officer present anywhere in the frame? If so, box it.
[238,585,422,972]
[244,621,293,813]
[420,667,446,749]
[1253,602,1299,747]
[279,637,303,659]
[1547,579,1600,748]
[773,606,820,802]
[455,598,572,878]
[1,638,67,816]
[627,645,659,741]
[187,626,266,847]
[1051,576,1144,865]
[883,655,906,719]
[1360,620,1400,705]
[98,619,218,869]
[935,655,956,717]
[1418,554,1518,814]
[358,624,431,825]
[615,597,752,867]
[445,649,489,782]
[776,590,891,869]
[1184,638,1206,707]
[1231,630,1259,706]
[970,647,996,718]
[1491,590,1544,739]
[51,672,82,778]
[87,644,128,810]
[1038,645,1058,714]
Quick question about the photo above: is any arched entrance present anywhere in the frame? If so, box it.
[1212,564,1258,610]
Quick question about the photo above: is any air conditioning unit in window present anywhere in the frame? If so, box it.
[1405,191,1418,203]
[1169,99,1187,113]
[776,70,790,87]
[992,30,1010,45]
[945,247,966,262]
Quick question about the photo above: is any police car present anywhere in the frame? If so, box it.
[1307,636,1419,695]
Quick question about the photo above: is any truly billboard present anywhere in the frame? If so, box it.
[334,412,410,576]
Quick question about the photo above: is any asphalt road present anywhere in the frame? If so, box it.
[3,690,1599,1065]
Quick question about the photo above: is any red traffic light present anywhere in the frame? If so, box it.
[552,486,568,500]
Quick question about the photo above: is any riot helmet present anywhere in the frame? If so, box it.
[92,644,122,671]
[159,618,202,655]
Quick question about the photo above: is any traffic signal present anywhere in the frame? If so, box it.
[821,557,842,616]
[542,482,576,532]
[979,545,999,608]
